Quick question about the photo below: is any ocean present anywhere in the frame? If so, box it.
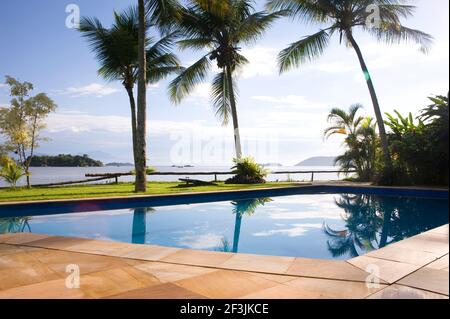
[0,166,343,187]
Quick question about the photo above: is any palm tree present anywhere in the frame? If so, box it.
[267,0,433,181]
[79,5,181,192]
[169,0,285,159]
[325,104,377,180]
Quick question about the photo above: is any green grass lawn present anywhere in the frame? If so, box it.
[0,182,299,203]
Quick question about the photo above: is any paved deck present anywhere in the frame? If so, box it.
[0,224,448,299]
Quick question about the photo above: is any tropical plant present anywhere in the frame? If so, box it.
[0,157,27,189]
[226,156,269,184]
[79,4,182,192]
[0,76,57,188]
[169,0,285,159]
[325,105,377,181]
[384,98,449,186]
[267,0,433,183]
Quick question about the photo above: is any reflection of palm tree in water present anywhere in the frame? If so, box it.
[217,198,272,253]
[323,193,447,258]
[0,217,31,234]
[323,194,385,258]
[131,208,154,244]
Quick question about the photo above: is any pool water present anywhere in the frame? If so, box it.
[1,193,448,260]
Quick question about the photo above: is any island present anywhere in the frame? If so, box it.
[30,154,104,167]
[105,162,134,167]
[296,156,336,167]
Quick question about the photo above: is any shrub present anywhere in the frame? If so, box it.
[225,157,269,184]
[1,157,26,189]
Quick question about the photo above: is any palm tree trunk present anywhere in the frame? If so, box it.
[136,0,147,192]
[225,65,243,159]
[125,86,139,172]
[347,34,393,179]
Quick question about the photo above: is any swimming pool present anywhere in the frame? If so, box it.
[0,187,448,260]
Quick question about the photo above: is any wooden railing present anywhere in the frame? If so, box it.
[84,170,354,184]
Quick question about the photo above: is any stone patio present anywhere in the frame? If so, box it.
[0,224,448,299]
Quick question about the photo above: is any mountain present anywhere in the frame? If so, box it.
[296,156,336,166]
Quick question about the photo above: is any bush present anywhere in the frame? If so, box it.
[225,157,269,184]
[1,157,26,189]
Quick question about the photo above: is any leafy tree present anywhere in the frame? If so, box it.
[267,0,433,183]
[79,4,182,192]
[325,104,377,181]
[169,0,284,159]
[0,76,57,188]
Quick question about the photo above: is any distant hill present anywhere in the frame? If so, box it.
[106,162,134,167]
[296,156,336,166]
[30,154,103,167]
[260,163,283,167]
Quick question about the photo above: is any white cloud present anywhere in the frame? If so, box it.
[57,83,120,98]
[238,47,278,79]
[252,95,329,110]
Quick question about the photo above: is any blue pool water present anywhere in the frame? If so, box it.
[1,192,448,260]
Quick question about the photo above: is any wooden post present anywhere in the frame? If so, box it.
[214,174,218,182]
[115,176,119,184]
[311,172,314,182]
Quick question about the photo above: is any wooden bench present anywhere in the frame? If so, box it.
[178,178,218,187]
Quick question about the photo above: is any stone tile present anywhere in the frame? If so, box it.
[348,256,419,284]
[220,253,294,274]
[79,267,162,299]
[365,245,440,266]
[3,233,52,245]
[368,284,448,299]
[0,278,88,299]
[286,258,371,282]
[428,224,449,236]
[0,234,16,243]
[390,237,449,256]
[243,272,297,284]
[120,245,180,261]
[161,249,234,268]
[0,244,39,257]
[134,262,216,283]
[26,236,92,250]
[283,277,385,299]
[175,270,279,299]
[426,255,449,271]
[65,239,134,256]
[398,267,449,296]
[0,263,61,291]
[241,283,317,299]
[28,249,131,276]
[107,283,207,299]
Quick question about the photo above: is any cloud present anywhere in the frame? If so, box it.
[252,95,329,110]
[56,83,120,97]
[238,47,278,79]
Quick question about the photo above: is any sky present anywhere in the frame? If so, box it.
[0,0,448,166]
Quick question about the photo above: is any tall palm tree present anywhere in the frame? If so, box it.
[169,0,285,159]
[267,0,433,181]
[79,5,181,191]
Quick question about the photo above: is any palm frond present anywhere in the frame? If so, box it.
[278,28,330,73]
[169,55,212,103]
